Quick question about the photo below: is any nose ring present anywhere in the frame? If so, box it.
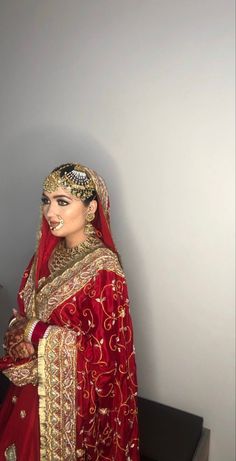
[49,215,64,231]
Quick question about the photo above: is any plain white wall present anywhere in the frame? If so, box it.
[0,1,235,460]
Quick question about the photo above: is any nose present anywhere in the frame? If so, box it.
[44,202,58,220]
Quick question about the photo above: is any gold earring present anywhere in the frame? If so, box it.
[86,212,95,223]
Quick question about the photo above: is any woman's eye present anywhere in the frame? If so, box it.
[57,199,69,206]
[41,197,50,205]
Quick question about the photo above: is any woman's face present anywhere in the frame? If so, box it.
[41,186,97,247]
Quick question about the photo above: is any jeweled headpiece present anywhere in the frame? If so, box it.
[43,163,96,201]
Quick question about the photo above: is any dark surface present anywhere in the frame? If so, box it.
[138,397,203,461]
[0,372,9,404]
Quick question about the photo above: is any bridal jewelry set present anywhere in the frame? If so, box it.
[48,233,102,274]
[44,163,99,273]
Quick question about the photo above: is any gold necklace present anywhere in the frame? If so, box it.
[48,236,103,274]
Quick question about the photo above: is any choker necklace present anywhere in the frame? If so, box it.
[49,235,103,274]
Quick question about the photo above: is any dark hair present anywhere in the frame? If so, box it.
[83,191,97,207]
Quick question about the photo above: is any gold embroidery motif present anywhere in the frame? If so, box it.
[4,444,17,461]
[20,410,26,419]
[36,248,124,321]
[98,407,109,415]
[38,328,77,461]
[76,449,85,457]
[74,275,139,458]
[2,359,38,387]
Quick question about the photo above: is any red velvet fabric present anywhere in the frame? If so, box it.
[0,384,40,460]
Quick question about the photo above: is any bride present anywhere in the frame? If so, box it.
[0,162,139,461]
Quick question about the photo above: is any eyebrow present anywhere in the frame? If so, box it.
[42,192,72,200]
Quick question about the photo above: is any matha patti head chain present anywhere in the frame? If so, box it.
[43,163,96,201]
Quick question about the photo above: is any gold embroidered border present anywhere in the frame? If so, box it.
[21,258,36,318]
[38,327,77,461]
[84,167,109,220]
[36,247,124,321]
[2,359,38,386]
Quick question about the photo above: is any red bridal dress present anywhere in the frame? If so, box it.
[0,168,140,461]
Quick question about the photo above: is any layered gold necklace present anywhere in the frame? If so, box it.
[48,235,103,274]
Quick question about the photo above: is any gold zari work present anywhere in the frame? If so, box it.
[3,359,38,386]
[38,328,77,460]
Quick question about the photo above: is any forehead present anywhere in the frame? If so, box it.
[43,186,78,200]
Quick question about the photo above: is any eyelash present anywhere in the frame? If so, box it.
[41,198,69,206]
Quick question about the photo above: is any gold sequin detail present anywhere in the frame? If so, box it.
[98,407,108,415]
[76,449,85,457]
[4,444,17,461]
[20,410,26,418]
[12,395,17,404]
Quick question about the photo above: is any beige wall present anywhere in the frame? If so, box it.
[0,1,235,460]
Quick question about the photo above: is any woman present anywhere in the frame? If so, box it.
[0,163,139,461]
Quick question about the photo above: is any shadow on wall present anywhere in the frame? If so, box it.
[0,126,151,389]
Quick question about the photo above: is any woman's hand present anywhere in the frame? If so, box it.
[4,310,35,360]
[6,339,35,361]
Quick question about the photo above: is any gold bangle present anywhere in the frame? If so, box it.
[8,317,18,328]
[23,318,39,343]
